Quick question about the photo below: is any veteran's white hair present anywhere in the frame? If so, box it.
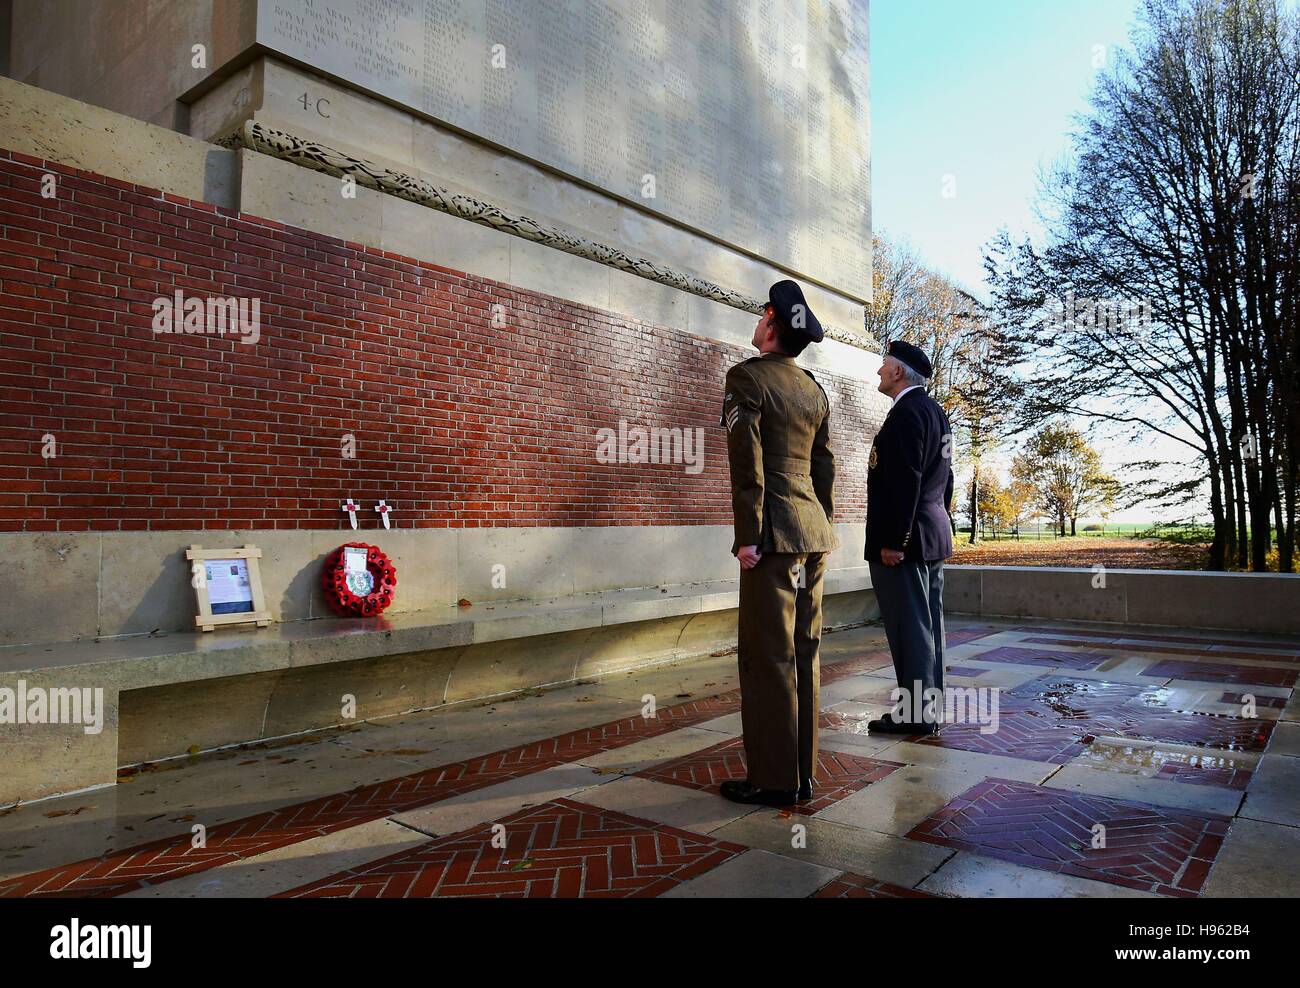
[900,362,929,388]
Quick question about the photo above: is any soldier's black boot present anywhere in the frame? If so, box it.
[797,778,814,802]
[720,779,797,807]
[868,717,935,736]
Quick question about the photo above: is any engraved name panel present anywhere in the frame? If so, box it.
[257,0,870,296]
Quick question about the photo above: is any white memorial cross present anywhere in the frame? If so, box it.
[342,497,360,530]
[374,499,392,530]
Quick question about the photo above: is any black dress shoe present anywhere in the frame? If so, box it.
[797,779,814,802]
[720,779,798,807]
[867,718,938,736]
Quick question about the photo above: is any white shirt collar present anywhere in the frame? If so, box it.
[892,384,923,407]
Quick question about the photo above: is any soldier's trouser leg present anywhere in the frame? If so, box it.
[793,552,826,786]
[737,552,805,791]
[868,559,945,725]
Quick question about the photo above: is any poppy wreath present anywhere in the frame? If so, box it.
[321,542,398,617]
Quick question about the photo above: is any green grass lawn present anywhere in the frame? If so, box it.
[962,523,1167,541]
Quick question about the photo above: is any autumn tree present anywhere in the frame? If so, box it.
[870,234,1022,541]
[1012,426,1119,537]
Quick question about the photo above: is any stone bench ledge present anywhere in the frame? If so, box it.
[0,568,874,691]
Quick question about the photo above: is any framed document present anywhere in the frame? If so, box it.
[186,544,272,632]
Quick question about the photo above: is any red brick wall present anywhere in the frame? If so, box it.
[0,150,879,532]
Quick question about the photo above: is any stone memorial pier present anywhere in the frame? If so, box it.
[0,0,879,803]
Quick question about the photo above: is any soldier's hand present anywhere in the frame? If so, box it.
[736,545,762,570]
[880,548,905,566]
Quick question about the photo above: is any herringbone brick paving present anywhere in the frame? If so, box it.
[3,620,1292,898]
[634,736,905,814]
[814,872,937,898]
[907,777,1231,897]
[278,798,747,898]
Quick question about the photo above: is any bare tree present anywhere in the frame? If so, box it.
[985,0,1299,570]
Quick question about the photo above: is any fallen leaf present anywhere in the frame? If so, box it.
[509,858,535,871]
[457,598,473,608]
[43,806,92,819]
[185,745,201,755]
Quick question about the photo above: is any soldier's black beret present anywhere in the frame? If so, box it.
[887,339,932,379]
[768,280,823,343]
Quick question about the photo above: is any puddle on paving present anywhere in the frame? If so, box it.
[1080,740,1253,776]
[821,710,872,735]
[1035,680,1105,719]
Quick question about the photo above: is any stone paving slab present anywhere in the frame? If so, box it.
[920,851,1159,899]
[1041,763,1245,816]
[572,775,758,836]
[121,819,430,898]
[1201,817,1300,897]
[659,847,839,898]
[391,762,610,837]
[709,809,953,886]
[814,765,982,836]
[1239,753,1300,827]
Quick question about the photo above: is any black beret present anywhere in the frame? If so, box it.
[768,279,823,343]
[887,339,932,379]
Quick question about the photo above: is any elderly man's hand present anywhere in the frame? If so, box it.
[736,545,763,570]
[880,548,905,566]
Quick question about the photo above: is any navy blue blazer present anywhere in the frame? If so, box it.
[864,388,955,563]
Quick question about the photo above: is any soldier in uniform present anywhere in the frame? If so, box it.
[718,279,838,807]
[865,340,955,735]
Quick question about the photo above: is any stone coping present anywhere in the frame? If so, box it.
[0,568,874,690]
[944,564,1300,635]
[946,564,1300,578]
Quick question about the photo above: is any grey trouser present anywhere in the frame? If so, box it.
[868,559,946,724]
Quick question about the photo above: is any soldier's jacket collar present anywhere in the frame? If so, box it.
[758,352,795,362]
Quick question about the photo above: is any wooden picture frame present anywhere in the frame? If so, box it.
[186,544,272,633]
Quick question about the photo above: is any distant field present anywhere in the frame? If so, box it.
[950,535,1210,569]
[960,523,1185,541]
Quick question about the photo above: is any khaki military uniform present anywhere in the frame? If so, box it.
[721,353,838,791]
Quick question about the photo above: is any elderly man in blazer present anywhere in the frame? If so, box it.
[865,340,954,735]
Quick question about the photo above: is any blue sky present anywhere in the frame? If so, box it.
[870,0,1200,522]
[871,0,1143,295]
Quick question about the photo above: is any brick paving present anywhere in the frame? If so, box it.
[635,736,904,814]
[813,873,937,898]
[279,799,746,899]
[1,619,1294,899]
[907,778,1231,897]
